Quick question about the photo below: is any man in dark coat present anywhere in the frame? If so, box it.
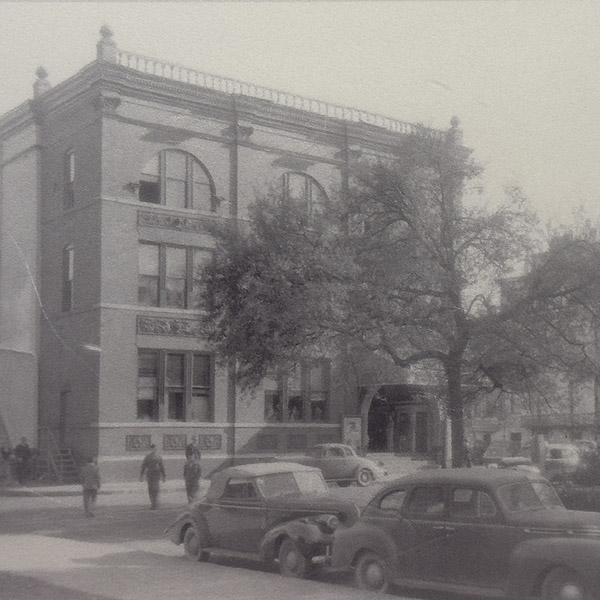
[140,444,166,509]
[81,457,101,517]
[185,435,201,462]
[183,456,202,503]
[14,437,32,484]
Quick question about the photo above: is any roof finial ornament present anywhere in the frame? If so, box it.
[97,25,117,63]
[447,115,463,145]
[33,66,51,97]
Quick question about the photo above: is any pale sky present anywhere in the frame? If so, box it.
[1,1,599,225]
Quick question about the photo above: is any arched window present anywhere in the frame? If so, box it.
[139,150,217,211]
[283,172,328,221]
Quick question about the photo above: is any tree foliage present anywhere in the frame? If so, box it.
[202,123,600,465]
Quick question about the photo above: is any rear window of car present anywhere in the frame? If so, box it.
[379,489,407,512]
[405,486,445,517]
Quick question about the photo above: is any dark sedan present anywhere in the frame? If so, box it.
[167,462,359,578]
[331,468,600,599]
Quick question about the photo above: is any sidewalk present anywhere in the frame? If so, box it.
[0,453,431,499]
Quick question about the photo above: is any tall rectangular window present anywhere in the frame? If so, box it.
[138,243,211,310]
[64,150,75,209]
[62,244,74,312]
[137,350,213,422]
[165,353,185,421]
[138,243,159,306]
[276,360,330,423]
[137,350,159,421]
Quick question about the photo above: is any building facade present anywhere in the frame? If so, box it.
[0,28,447,479]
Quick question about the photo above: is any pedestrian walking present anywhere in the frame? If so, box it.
[183,456,202,503]
[81,457,101,517]
[185,435,201,462]
[14,437,32,484]
[140,444,166,509]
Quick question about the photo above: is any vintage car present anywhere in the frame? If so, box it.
[331,468,600,599]
[296,443,387,486]
[167,462,360,578]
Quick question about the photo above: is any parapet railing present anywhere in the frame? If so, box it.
[115,49,444,140]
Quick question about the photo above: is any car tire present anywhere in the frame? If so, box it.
[354,551,390,593]
[278,538,309,578]
[356,468,373,487]
[183,526,208,562]
[541,567,589,600]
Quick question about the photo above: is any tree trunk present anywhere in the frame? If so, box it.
[446,359,465,467]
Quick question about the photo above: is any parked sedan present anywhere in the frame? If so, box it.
[297,443,387,486]
[331,468,600,599]
[167,462,360,578]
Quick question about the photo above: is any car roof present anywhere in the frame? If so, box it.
[384,467,547,489]
[207,461,322,501]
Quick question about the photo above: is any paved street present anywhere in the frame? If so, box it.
[0,457,468,600]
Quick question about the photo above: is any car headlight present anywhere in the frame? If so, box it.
[316,514,340,534]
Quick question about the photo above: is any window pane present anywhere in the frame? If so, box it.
[286,173,307,201]
[192,182,212,211]
[137,351,158,421]
[141,154,159,177]
[166,354,184,386]
[190,392,210,421]
[165,151,187,180]
[167,391,185,421]
[310,399,326,422]
[191,250,211,308]
[165,179,186,209]
[265,392,282,422]
[193,354,211,386]
[139,179,160,204]
[407,486,445,516]
[165,247,186,307]
[288,394,303,421]
[138,244,159,306]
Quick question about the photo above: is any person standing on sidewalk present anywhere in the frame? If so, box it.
[185,435,201,462]
[14,437,32,485]
[183,455,202,503]
[81,457,101,517]
[140,444,166,510]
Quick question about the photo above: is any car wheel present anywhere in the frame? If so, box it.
[357,468,373,487]
[541,567,589,600]
[183,526,208,562]
[355,551,390,593]
[278,538,309,578]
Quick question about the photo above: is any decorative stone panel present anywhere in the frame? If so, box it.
[199,434,222,451]
[137,315,202,337]
[138,210,213,233]
[126,434,152,451]
[163,434,187,451]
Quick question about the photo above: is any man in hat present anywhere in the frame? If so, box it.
[140,444,166,509]
[81,456,101,517]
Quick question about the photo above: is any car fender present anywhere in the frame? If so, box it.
[259,517,333,561]
[331,522,398,570]
[507,537,600,599]
[167,511,212,547]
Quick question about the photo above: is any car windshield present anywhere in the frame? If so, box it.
[255,471,328,498]
[497,481,565,513]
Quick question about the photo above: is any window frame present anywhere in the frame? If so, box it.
[61,243,74,312]
[63,149,75,210]
[282,172,328,222]
[138,242,212,310]
[136,349,214,423]
[139,149,217,212]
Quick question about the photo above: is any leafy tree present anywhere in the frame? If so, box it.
[202,121,600,466]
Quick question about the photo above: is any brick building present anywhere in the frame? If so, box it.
[0,28,446,479]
